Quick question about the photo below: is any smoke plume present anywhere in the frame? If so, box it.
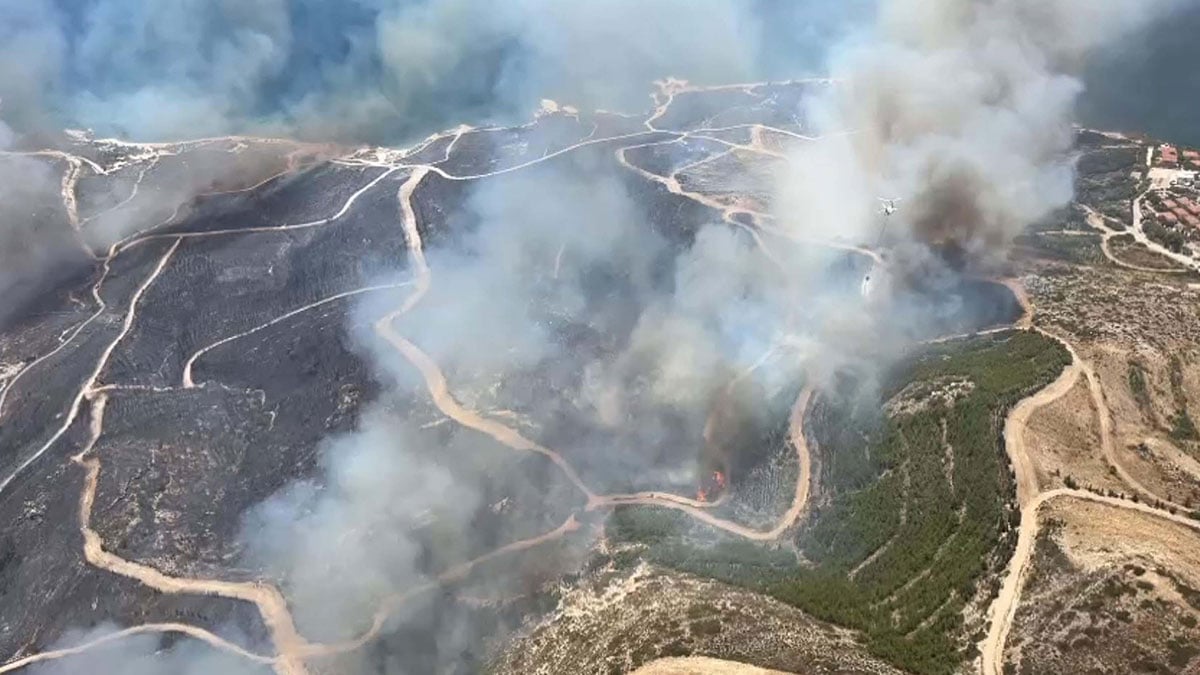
[12,1,1196,674]
[0,0,851,144]
[779,0,1188,270]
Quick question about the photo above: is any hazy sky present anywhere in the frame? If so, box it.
[1078,3,1200,146]
[0,0,1193,144]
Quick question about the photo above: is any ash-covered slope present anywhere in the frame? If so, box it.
[0,82,1024,674]
[0,82,809,670]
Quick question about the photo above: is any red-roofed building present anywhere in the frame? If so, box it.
[1182,198,1200,216]
[1162,144,1180,166]
[1173,207,1191,221]
[1161,211,1180,225]
[1164,199,1180,210]
[1185,214,1200,230]
[1184,150,1200,161]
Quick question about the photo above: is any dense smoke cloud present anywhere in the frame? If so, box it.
[13,0,1197,673]
[240,407,483,643]
[0,0,854,144]
[779,0,1189,269]
[0,0,857,326]
[0,151,89,328]
[230,160,857,671]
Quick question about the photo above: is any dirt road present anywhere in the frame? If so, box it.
[980,290,1200,675]
[4,81,841,673]
[374,166,816,539]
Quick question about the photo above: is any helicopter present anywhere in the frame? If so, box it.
[861,198,902,299]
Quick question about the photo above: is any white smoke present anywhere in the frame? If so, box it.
[779,0,1188,268]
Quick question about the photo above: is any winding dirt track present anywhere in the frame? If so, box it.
[302,515,582,659]
[0,239,180,497]
[181,281,412,389]
[3,82,876,673]
[8,88,1194,675]
[590,387,813,541]
[373,167,817,538]
[72,394,310,675]
[978,289,1200,675]
[0,622,274,675]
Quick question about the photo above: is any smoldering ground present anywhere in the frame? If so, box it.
[235,2,1195,672]
[778,0,1192,272]
[0,0,852,333]
[227,150,887,674]
[0,140,312,330]
[229,129,1025,674]
[13,1,1199,674]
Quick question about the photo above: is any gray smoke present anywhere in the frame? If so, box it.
[239,407,483,643]
[27,623,268,675]
[230,156,872,671]
[779,0,1189,270]
[14,0,1197,673]
[0,150,88,328]
[0,0,848,144]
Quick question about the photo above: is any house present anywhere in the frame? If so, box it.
[1163,199,1180,210]
[1182,198,1200,216]
[1161,211,1180,225]
[1162,144,1180,166]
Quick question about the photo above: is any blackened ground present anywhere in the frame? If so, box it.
[0,264,98,374]
[0,408,268,660]
[409,171,474,251]
[592,111,650,137]
[655,89,768,131]
[75,164,142,224]
[654,82,819,133]
[83,143,301,248]
[162,163,389,236]
[404,134,458,166]
[104,170,411,389]
[0,82,1029,673]
[438,113,593,178]
[0,155,94,330]
[623,137,728,177]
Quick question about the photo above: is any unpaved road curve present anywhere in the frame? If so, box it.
[1004,345,1082,508]
[72,394,311,675]
[182,281,411,389]
[6,87,845,672]
[375,166,816,540]
[591,387,813,542]
[980,484,1200,675]
[304,515,582,658]
[979,340,1080,675]
[980,287,1200,675]
[0,622,274,675]
[0,239,180,498]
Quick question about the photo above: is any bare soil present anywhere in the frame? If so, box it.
[1005,498,1200,675]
